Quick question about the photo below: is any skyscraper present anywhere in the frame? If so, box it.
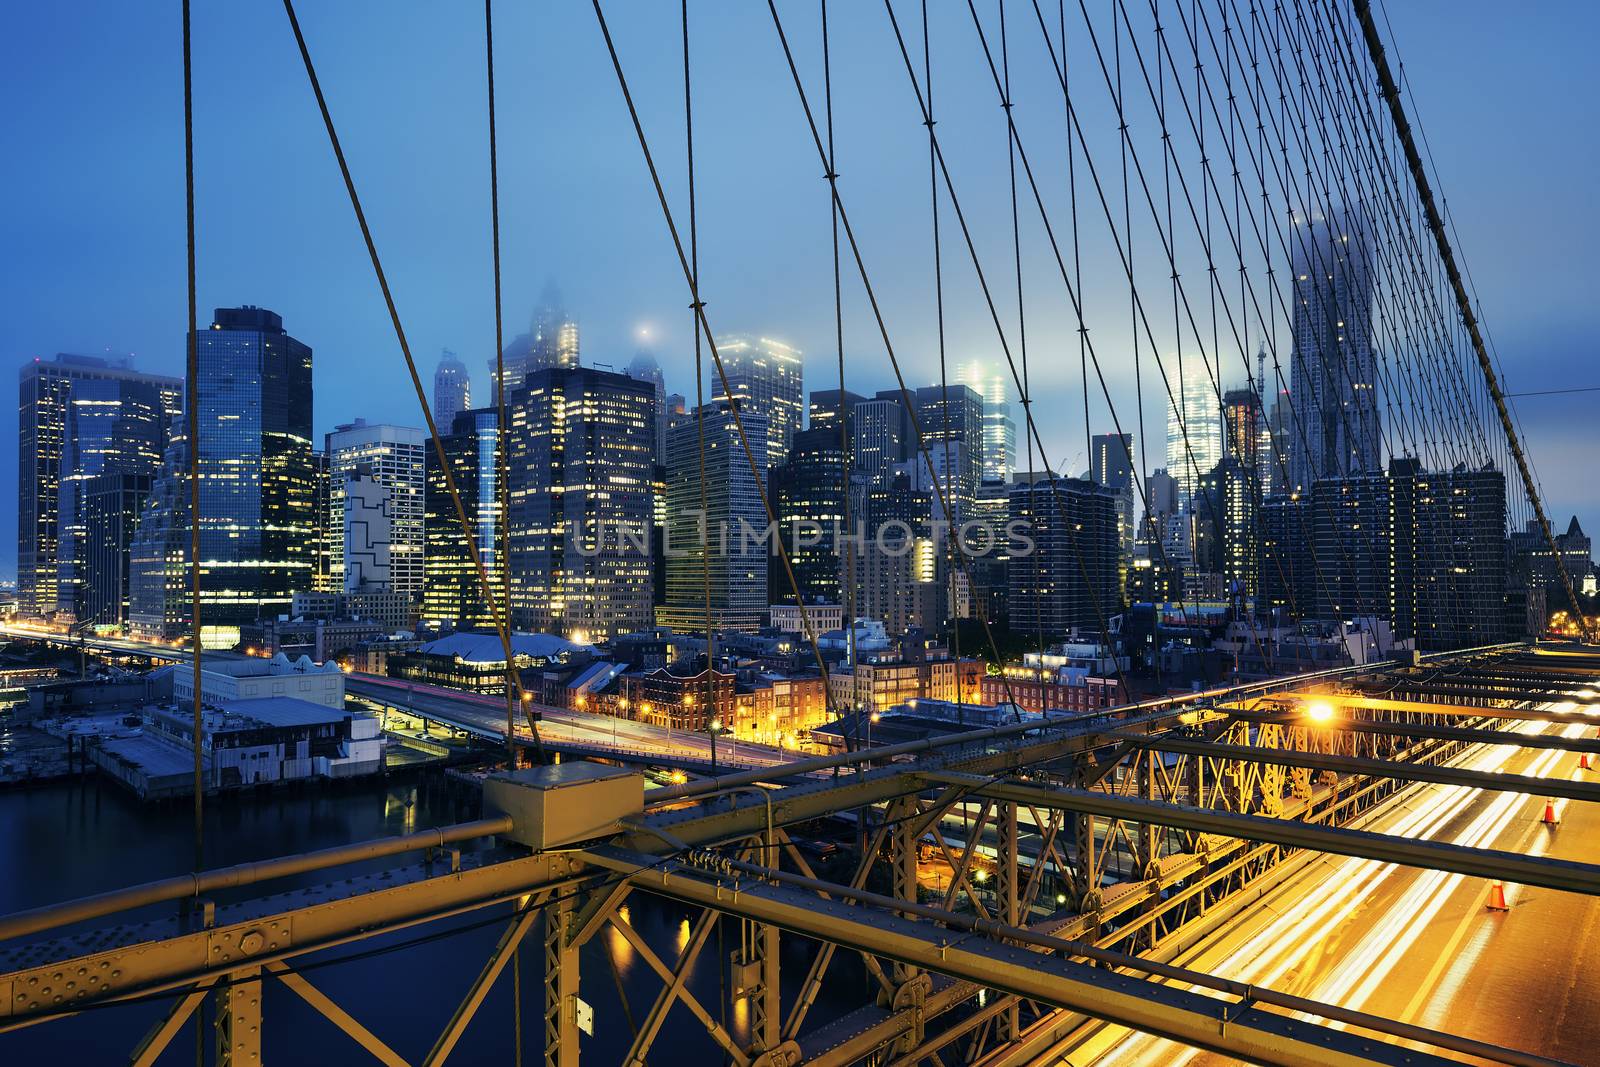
[18,353,180,617]
[770,427,849,605]
[1090,433,1137,558]
[714,335,803,469]
[1165,360,1222,506]
[342,466,393,592]
[422,408,502,630]
[79,471,156,629]
[660,401,770,633]
[323,421,426,610]
[433,349,472,429]
[1221,388,1264,481]
[914,383,984,517]
[852,395,913,492]
[1289,210,1379,492]
[808,388,864,435]
[54,369,182,624]
[1194,456,1259,598]
[488,284,580,399]
[128,307,314,645]
[204,307,316,630]
[625,350,668,463]
[509,366,657,640]
[955,360,1016,483]
[1007,475,1122,637]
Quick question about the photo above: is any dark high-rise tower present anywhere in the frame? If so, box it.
[17,354,180,618]
[509,366,657,640]
[771,427,849,605]
[432,349,472,429]
[1289,211,1379,492]
[660,401,770,633]
[128,308,314,643]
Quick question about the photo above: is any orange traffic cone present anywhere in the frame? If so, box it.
[1543,799,1560,826]
[1581,752,1592,771]
[1487,881,1510,911]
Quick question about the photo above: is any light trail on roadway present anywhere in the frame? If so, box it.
[1078,702,1594,1066]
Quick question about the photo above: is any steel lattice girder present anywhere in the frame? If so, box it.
[1111,733,1600,804]
[0,852,584,1032]
[1224,707,1600,753]
[1268,694,1600,725]
[578,847,1458,1067]
[925,772,1600,896]
[1353,679,1595,703]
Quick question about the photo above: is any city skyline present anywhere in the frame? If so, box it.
[4,2,1597,583]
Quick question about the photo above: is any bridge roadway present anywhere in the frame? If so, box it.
[0,625,793,775]
[1061,704,1600,1066]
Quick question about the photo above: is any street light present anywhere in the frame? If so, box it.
[1306,700,1336,725]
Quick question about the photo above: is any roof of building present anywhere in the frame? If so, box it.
[567,660,625,694]
[213,697,352,729]
[97,735,196,778]
[419,632,593,663]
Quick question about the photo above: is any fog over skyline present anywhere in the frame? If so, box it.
[4,1,1597,581]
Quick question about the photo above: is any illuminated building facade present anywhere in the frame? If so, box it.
[1007,475,1122,638]
[659,401,769,633]
[807,388,863,435]
[322,420,425,609]
[508,366,656,641]
[422,408,502,630]
[913,383,984,516]
[954,360,1016,484]
[770,427,848,605]
[714,335,803,469]
[17,353,180,618]
[1194,456,1259,599]
[851,395,913,492]
[1164,361,1222,507]
[54,369,181,626]
[127,308,314,645]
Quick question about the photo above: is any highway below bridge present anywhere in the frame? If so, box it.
[0,625,795,777]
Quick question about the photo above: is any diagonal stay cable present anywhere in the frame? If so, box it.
[280,0,543,758]
[590,0,846,728]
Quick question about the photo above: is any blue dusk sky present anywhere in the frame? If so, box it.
[3,1,1597,581]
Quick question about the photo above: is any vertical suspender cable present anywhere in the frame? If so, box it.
[682,0,718,767]
[482,4,521,1060]
[281,0,544,761]
[821,0,861,746]
[484,0,514,775]
[181,0,204,877]
[925,1,964,711]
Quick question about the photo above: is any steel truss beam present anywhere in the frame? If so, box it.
[578,847,1465,1067]
[928,772,1600,895]
[1226,706,1600,753]
[0,853,583,1033]
[1353,679,1595,704]
[1114,733,1600,803]
[1269,693,1600,724]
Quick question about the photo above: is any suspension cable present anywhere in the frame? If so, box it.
[281,0,543,758]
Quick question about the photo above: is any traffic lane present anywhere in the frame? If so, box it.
[1090,716,1586,1066]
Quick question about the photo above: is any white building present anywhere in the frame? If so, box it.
[323,420,426,605]
[172,652,346,710]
